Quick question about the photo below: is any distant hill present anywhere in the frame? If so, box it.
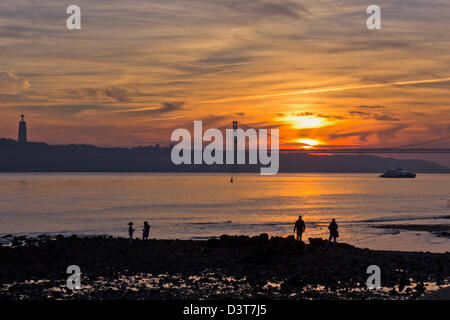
[0,138,449,173]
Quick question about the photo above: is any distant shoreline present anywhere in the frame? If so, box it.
[1,138,449,173]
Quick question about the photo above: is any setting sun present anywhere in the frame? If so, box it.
[297,138,322,149]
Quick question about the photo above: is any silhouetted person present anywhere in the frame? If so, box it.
[294,215,306,241]
[142,221,151,240]
[128,222,135,245]
[326,219,339,247]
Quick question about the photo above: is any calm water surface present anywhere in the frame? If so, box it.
[0,173,449,252]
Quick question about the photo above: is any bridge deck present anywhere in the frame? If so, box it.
[279,148,450,154]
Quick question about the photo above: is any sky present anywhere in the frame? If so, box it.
[1,0,450,162]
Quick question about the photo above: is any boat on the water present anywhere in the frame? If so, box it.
[380,168,416,178]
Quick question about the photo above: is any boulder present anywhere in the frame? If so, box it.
[309,238,327,246]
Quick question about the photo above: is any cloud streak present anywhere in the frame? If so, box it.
[117,101,185,116]
[204,77,450,103]
[69,87,131,102]
[0,69,30,93]
[349,111,399,122]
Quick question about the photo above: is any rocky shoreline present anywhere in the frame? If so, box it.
[1,234,449,300]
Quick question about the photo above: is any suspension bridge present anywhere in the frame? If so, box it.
[286,134,450,154]
[229,122,450,154]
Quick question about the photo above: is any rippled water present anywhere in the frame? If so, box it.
[0,173,449,252]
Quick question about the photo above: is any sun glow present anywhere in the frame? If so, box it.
[279,115,331,129]
[297,138,322,149]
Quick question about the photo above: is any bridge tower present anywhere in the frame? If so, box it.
[18,114,27,144]
[230,121,238,182]
[233,121,238,155]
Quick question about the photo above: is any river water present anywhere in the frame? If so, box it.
[0,173,449,252]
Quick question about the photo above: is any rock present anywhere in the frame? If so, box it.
[269,236,284,244]
[285,273,305,287]
[249,233,269,245]
[336,243,356,249]
[257,233,269,242]
[205,238,220,248]
[415,282,425,293]
[438,232,450,238]
[309,238,327,246]
[286,235,295,241]
[0,234,448,300]
[218,234,250,247]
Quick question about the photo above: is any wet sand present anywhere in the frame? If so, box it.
[1,234,449,300]
[370,224,450,238]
